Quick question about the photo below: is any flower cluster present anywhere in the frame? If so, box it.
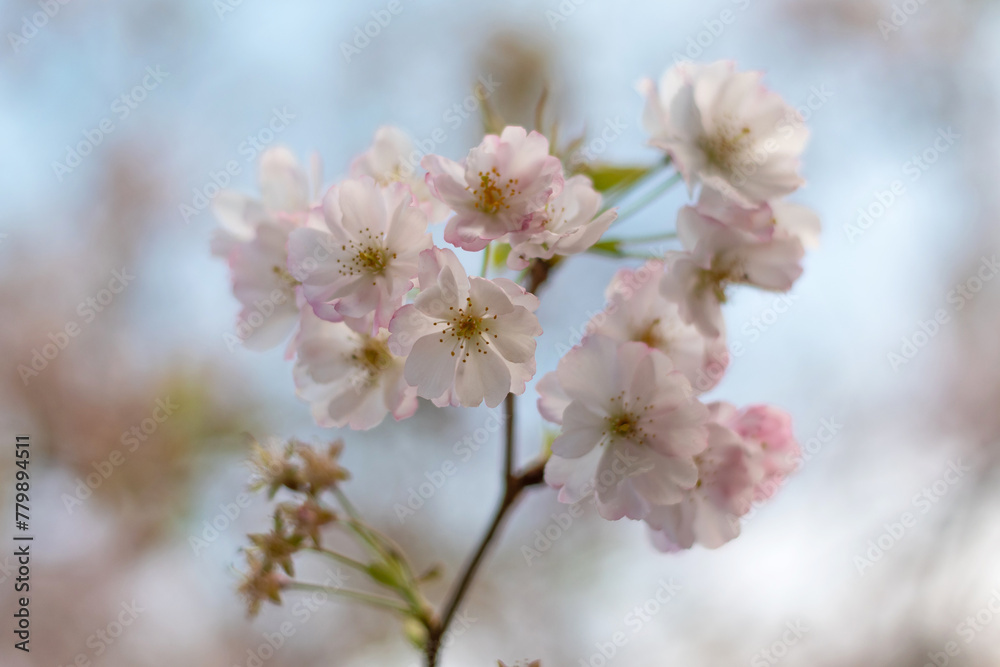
[239,438,347,615]
[214,123,615,420]
[215,60,816,564]
[537,61,818,550]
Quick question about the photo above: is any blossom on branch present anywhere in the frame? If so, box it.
[388,247,541,408]
[662,205,805,338]
[423,126,564,251]
[539,336,710,520]
[293,309,417,431]
[287,178,432,330]
[351,125,450,222]
[638,60,808,208]
[506,174,618,270]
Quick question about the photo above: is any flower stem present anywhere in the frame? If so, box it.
[422,427,548,667]
[284,581,411,615]
[614,231,678,245]
[600,158,672,211]
[422,260,553,667]
[480,243,491,278]
[304,546,370,574]
[611,172,684,227]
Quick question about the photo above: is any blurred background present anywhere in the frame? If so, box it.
[2,0,1000,665]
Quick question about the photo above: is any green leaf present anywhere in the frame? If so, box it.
[490,243,511,270]
[367,562,403,589]
[587,239,623,257]
[578,164,653,194]
[403,616,428,648]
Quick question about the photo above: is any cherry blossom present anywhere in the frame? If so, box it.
[213,147,321,350]
[644,401,799,551]
[539,336,709,520]
[423,126,564,251]
[638,60,808,208]
[662,205,805,338]
[388,247,541,408]
[211,145,314,258]
[588,261,729,393]
[722,403,800,502]
[227,219,305,350]
[350,125,450,222]
[695,188,821,248]
[287,178,432,330]
[292,308,417,431]
[643,413,755,551]
[506,174,617,270]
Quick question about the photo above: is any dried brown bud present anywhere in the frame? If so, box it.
[277,497,337,547]
[295,439,350,494]
[247,438,301,497]
[237,550,285,617]
[248,515,304,576]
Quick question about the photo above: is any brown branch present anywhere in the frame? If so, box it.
[423,259,555,667]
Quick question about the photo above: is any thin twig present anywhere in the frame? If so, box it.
[284,582,411,614]
[611,171,683,227]
[303,546,370,574]
[423,459,548,666]
[503,393,515,482]
[423,261,554,666]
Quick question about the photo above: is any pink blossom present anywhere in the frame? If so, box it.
[388,247,541,408]
[292,308,417,431]
[662,205,805,338]
[422,126,564,251]
[213,147,321,349]
[723,403,800,502]
[506,175,617,269]
[638,61,808,208]
[588,261,729,393]
[539,336,709,520]
[287,178,432,330]
[645,401,799,551]
[351,125,450,222]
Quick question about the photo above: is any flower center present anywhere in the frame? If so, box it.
[356,246,389,273]
[472,167,519,214]
[453,312,483,339]
[349,336,393,387]
[375,165,407,186]
[633,319,663,349]
[697,125,752,176]
[272,265,301,288]
[695,255,747,304]
[603,392,654,446]
[335,227,396,281]
[609,413,637,436]
[434,299,498,364]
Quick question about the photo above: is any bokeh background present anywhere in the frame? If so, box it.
[3,0,1000,665]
